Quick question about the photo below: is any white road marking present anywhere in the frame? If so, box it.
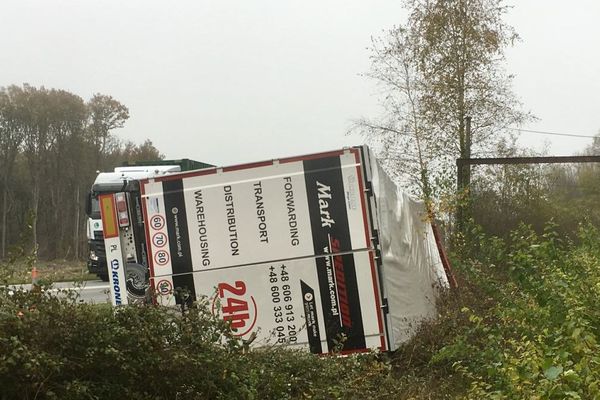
[45,285,110,292]
[5,283,110,292]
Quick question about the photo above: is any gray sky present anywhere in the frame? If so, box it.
[1,0,599,166]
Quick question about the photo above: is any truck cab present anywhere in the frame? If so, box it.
[85,160,212,281]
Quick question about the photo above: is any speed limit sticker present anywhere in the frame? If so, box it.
[154,250,170,266]
[156,280,173,296]
[150,215,165,230]
[152,232,168,248]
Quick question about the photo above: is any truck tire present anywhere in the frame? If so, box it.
[125,262,150,304]
[98,273,109,282]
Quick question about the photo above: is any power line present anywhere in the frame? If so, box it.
[458,155,600,166]
[509,127,597,139]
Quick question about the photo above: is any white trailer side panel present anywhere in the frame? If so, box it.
[141,148,386,353]
[366,149,449,350]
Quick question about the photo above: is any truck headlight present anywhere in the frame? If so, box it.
[90,250,99,261]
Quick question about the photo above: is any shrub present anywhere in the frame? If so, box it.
[0,289,400,399]
[2,222,599,399]
[407,223,600,399]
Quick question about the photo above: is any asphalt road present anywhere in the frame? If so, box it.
[7,280,111,304]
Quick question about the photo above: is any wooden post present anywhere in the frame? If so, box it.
[456,116,472,233]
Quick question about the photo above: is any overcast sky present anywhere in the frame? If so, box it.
[1,0,599,166]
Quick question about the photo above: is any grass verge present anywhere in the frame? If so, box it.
[1,259,97,285]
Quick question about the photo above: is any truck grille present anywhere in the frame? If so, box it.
[92,231,106,256]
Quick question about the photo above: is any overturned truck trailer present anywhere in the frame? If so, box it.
[100,146,450,354]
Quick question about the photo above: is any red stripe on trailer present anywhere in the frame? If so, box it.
[369,251,386,351]
[140,183,158,303]
[316,347,372,357]
[352,148,387,352]
[142,149,352,184]
[336,348,371,356]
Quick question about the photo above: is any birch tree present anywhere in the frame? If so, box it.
[354,0,531,203]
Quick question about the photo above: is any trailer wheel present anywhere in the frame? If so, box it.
[125,263,150,304]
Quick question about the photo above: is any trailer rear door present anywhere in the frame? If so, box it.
[140,147,386,353]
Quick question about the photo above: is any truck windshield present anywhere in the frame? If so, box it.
[89,196,101,219]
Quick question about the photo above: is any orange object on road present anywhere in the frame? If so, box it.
[31,266,40,286]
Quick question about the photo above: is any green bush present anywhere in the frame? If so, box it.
[412,223,600,399]
[2,223,599,399]
[0,289,400,399]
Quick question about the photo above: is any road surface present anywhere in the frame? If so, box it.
[6,280,111,304]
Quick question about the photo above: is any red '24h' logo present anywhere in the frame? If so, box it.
[212,281,257,337]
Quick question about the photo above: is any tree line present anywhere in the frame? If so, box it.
[470,141,600,239]
[0,84,163,261]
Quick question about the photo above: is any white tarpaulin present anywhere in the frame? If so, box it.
[366,148,449,349]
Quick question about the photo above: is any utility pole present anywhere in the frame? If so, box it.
[464,116,472,188]
[456,116,472,233]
